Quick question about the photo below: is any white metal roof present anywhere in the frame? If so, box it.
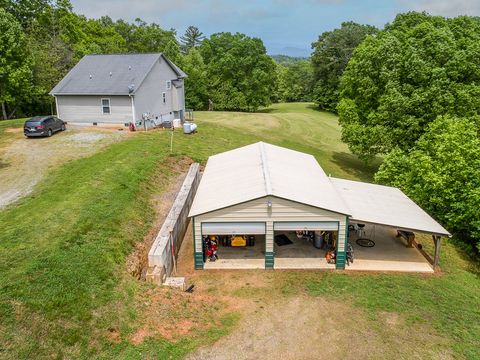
[189,142,450,237]
[330,178,450,236]
[189,142,351,217]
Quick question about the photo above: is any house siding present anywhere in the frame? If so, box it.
[56,95,132,125]
[133,57,183,123]
[193,196,347,269]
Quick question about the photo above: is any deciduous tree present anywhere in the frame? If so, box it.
[311,21,377,112]
[200,32,276,111]
[338,13,480,159]
[0,8,34,119]
[375,116,480,257]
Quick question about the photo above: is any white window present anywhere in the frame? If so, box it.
[166,80,172,90]
[101,98,110,114]
[162,92,166,104]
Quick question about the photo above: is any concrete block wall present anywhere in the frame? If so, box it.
[147,163,200,283]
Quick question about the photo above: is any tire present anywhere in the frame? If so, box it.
[47,129,52,137]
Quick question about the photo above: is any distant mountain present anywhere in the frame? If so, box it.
[269,46,311,58]
[271,54,308,65]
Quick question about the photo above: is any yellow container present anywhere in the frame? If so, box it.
[231,235,247,247]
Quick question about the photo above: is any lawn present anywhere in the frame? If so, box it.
[0,103,478,359]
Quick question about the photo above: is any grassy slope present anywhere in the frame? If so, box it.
[0,104,478,359]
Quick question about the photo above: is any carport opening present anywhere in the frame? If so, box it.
[346,222,435,272]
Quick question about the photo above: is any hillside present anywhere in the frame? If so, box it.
[0,103,478,359]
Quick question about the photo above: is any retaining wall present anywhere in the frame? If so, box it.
[147,162,200,283]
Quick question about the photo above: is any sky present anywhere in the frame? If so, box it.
[70,0,480,57]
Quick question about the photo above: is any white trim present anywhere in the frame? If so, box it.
[101,98,111,114]
[274,221,338,231]
[202,222,266,235]
[54,96,60,118]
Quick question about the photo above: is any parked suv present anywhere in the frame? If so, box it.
[24,116,66,138]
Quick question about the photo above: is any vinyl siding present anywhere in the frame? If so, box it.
[193,196,346,268]
[134,57,182,122]
[56,95,132,124]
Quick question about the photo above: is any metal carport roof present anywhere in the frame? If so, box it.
[330,178,450,236]
[189,142,450,237]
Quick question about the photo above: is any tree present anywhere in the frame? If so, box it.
[0,8,34,119]
[114,18,178,54]
[311,21,377,112]
[338,12,480,160]
[182,48,208,110]
[200,32,276,111]
[375,116,480,257]
[180,25,205,52]
[275,60,314,103]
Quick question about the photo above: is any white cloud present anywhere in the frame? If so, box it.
[398,0,480,17]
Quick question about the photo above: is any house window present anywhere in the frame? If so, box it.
[101,98,110,114]
[162,92,166,104]
[166,80,172,90]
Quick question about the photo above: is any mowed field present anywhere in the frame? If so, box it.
[0,103,478,359]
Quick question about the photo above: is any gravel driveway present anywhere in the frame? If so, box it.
[0,127,127,209]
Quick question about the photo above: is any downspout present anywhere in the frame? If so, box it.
[130,95,135,125]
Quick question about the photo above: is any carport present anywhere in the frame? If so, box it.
[331,178,451,272]
[188,142,450,272]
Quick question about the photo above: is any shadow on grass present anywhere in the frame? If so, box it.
[0,158,9,169]
[331,151,381,182]
[255,108,276,114]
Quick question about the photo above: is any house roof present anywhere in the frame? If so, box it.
[330,178,451,236]
[189,142,450,237]
[188,142,351,217]
[50,53,186,96]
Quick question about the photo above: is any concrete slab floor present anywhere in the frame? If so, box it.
[346,223,434,273]
[274,231,329,259]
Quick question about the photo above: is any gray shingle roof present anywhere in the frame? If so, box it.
[50,53,186,96]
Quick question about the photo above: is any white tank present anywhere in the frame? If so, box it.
[172,118,182,128]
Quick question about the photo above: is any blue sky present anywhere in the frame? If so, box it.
[70,0,480,56]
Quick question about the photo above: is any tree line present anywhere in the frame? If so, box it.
[1,2,478,257]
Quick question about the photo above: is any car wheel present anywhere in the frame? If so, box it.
[47,129,52,137]
[61,124,66,131]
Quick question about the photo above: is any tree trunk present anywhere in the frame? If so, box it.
[8,107,16,119]
[1,101,7,120]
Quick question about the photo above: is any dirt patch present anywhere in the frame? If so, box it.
[130,286,230,345]
[130,327,152,345]
[106,328,121,344]
[0,127,126,209]
[4,127,22,133]
[125,156,193,279]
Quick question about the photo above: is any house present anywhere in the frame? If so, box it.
[188,142,450,272]
[50,53,187,127]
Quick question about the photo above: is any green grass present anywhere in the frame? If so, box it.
[0,118,25,148]
[0,103,478,359]
[302,243,480,359]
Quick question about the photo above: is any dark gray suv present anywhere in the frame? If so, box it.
[24,116,66,138]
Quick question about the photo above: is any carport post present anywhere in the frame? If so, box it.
[433,235,441,270]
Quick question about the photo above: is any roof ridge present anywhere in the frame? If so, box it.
[259,142,273,195]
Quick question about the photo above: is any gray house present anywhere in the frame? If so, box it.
[50,53,187,127]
